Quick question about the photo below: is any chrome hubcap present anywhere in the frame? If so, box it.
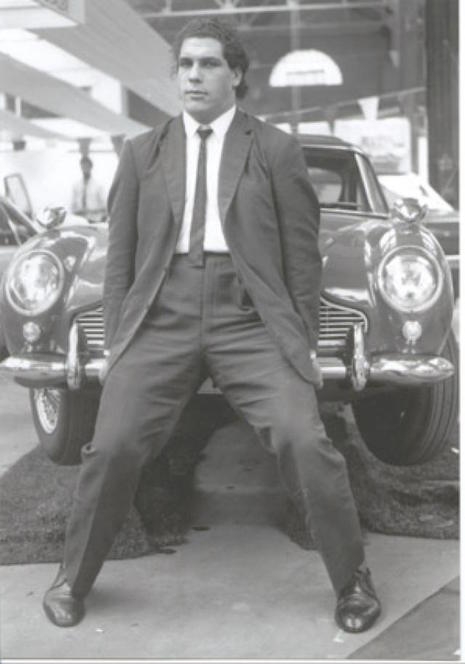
[33,388,61,434]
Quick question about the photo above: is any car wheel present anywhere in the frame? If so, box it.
[352,332,459,465]
[29,388,99,466]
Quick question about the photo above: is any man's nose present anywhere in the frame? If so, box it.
[188,62,202,80]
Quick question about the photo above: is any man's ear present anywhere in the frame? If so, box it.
[231,68,242,90]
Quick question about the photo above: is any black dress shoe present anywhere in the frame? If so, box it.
[42,565,85,627]
[335,567,381,633]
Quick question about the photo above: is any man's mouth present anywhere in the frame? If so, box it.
[186,90,207,98]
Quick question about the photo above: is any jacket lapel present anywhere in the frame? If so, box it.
[218,109,253,224]
[161,115,186,230]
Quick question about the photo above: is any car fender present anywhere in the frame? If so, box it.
[1,226,107,356]
[321,216,454,354]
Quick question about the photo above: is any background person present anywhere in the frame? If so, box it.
[70,155,107,223]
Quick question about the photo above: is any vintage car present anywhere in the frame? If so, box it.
[0,135,458,470]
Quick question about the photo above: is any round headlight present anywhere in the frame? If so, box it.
[377,248,443,313]
[6,250,64,315]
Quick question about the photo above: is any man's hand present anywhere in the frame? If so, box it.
[310,350,323,390]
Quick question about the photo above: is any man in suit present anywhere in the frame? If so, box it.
[43,18,381,633]
[70,156,107,223]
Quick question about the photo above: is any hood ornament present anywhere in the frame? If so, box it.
[390,197,428,226]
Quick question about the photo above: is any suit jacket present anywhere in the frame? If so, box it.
[104,109,322,384]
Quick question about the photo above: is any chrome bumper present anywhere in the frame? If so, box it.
[0,319,454,390]
[0,354,102,385]
[0,353,454,388]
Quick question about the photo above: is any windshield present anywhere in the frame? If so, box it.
[302,146,388,214]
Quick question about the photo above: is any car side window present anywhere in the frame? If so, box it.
[304,147,370,212]
[307,167,343,205]
[0,203,18,246]
[307,164,368,211]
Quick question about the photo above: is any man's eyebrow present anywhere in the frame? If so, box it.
[179,56,222,64]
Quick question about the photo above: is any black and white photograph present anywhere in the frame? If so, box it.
[0,0,460,661]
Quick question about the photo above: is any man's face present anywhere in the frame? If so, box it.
[177,37,241,124]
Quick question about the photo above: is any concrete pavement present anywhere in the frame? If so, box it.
[0,386,461,660]
[0,530,460,660]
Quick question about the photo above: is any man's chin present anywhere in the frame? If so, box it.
[184,101,212,123]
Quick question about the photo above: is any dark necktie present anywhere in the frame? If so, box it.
[188,126,212,266]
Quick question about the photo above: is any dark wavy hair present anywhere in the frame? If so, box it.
[172,18,249,99]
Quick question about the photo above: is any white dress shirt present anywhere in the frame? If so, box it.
[175,105,236,253]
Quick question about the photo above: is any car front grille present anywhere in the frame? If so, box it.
[318,296,368,348]
[76,306,105,352]
[75,298,368,352]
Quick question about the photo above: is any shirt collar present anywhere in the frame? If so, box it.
[183,105,237,140]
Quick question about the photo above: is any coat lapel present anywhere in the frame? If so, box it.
[161,115,186,230]
[218,109,253,224]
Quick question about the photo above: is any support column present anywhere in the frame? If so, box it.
[425,0,459,207]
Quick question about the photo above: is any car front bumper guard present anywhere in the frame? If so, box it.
[0,322,455,391]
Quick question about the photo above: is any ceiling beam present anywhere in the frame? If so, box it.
[0,53,148,137]
[0,3,81,29]
[138,0,389,18]
[35,0,181,116]
[0,108,74,141]
[160,19,384,38]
